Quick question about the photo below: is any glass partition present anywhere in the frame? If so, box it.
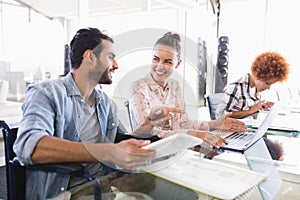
[0,0,64,102]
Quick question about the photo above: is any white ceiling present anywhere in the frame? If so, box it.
[16,0,209,19]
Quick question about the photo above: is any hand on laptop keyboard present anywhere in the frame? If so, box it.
[210,113,247,132]
[186,130,227,149]
[203,132,228,149]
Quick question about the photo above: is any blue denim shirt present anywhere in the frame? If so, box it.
[13,73,126,199]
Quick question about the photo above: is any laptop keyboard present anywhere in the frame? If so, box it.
[226,132,254,146]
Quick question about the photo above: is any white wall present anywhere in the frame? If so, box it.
[63,0,300,120]
[2,0,300,114]
[65,6,215,121]
[0,3,65,97]
[219,0,300,103]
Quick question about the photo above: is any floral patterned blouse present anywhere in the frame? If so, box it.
[129,74,197,137]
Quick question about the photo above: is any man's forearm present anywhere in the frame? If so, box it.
[31,135,111,164]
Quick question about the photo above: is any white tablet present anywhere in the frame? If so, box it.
[143,132,203,159]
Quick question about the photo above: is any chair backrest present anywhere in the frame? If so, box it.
[206,93,224,120]
[0,121,25,200]
[0,120,96,200]
[118,101,161,143]
[124,100,133,132]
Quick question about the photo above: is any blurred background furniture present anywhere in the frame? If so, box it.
[206,93,224,120]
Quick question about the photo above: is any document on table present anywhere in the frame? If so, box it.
[144,150,266,200]
[251,112,300,132]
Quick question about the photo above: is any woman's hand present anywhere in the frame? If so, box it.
[188,130,227,149]
[133,106,184,136]
[250,100,274,113]
[261,100,274,110]
[203,132,227,148]
[210,112,247,132]
[149,106,184,128]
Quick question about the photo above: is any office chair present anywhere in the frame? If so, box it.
[0,120,101,200]
[124,100,134,132]
[117,101,160,143]
[206,93,224,120]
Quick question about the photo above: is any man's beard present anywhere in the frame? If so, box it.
[99,69,112,84]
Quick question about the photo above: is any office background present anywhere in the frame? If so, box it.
[0,1,300,199]
[1,0,299,108]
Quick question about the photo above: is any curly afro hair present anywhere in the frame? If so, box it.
[251,51,290,82]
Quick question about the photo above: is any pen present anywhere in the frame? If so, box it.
[146,152,178,165]
[291,131,300,137]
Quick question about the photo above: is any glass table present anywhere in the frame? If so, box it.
[65,129,300,200]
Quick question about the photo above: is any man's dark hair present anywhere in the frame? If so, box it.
[69,27,113,69]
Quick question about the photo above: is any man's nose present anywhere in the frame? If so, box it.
[113,59,118,69]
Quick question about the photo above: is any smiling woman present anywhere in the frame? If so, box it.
[128,32,246,149]
[128,32,185,137]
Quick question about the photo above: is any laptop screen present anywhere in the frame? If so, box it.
[220,102,281,153]
[246,103,281,148]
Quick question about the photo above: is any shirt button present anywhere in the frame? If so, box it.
[60,187,65,191]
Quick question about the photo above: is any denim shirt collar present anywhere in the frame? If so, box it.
[63,72,103,106]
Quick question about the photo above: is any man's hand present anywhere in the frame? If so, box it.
[111,139,156,170]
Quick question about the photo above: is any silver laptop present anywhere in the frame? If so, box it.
[220,103,280,153]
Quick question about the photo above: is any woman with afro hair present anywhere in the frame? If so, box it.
[216,51,290,119]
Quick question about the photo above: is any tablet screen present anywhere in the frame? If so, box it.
[143,132,203,159]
